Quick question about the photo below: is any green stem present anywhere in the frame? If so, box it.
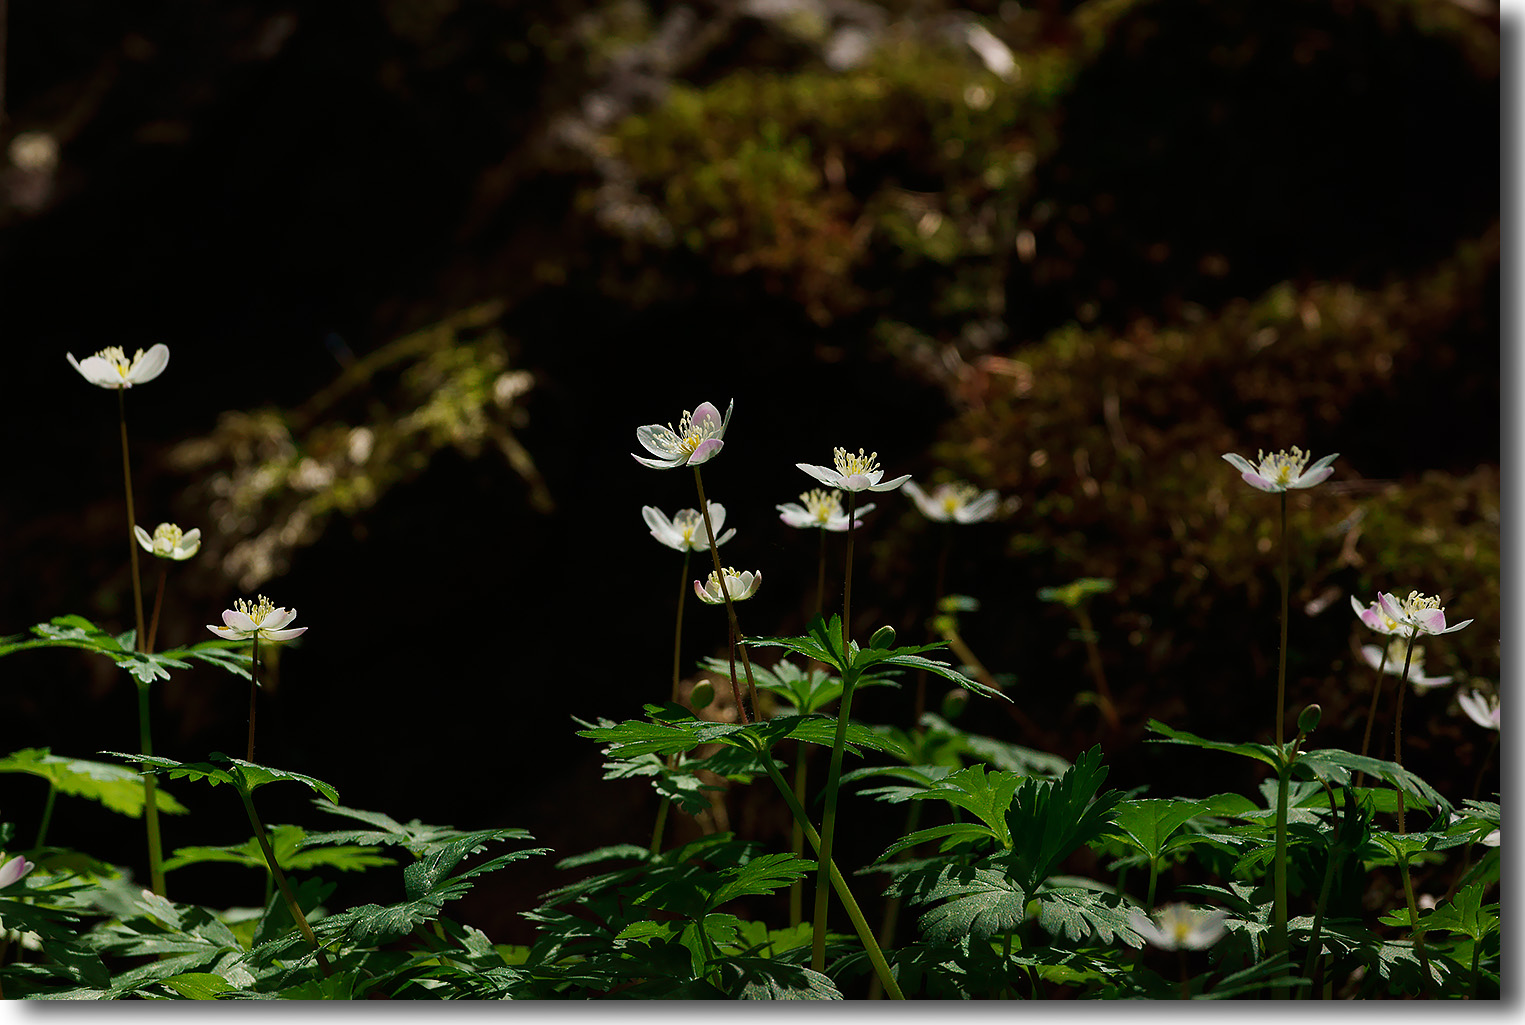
[137,682,166,895]
[1178,949,1190,1000]
[866,800,922,1000]
[1394,851,1433,995]
[1275,491,1288,747]
[1354,644,1390,789]
[1145,857,1159,910]
[815,528,827,621]
[236,780,332,977]
[651,551,691,856]
[788,742,809,928]
[1300,832,1340,993]
[692,468,755,723]
[1468,939,1480,1000]
[248,633,261,764]
[1271,760,1290,971]
[649,798,670,858]
[118,389,146,650]
[1076,604,1119,731]
[33,783,56,850]
[759,751,903,999]
[1394,633,1417,835]
[145,563,166,655]
[841,493,857,656]
[1471,730,1497,802]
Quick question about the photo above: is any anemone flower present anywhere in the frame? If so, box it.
[777,489,874,532]
[695,567,761,605]
[134,522,201,561]
[903,480,999,523]
[797,447,910,493]
[208,595,307,642]
[1458,689,1500,732]
[643,503,734,552]
[1351,595,1406,636]
[1361,640,1452,690]
[1377,591,1473,637]
[632,400,733,470]
[0,854,34,889]
[1221,447,1337,493]
[66,345,170,389]
[1128,904,1229,951]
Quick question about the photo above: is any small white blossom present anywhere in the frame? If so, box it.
[1377,591,1473,638]
[207,595,307,642]
[66,344,170,389]
[1457,689,1500,732]
[134,522,201,561]
[1128,904,1228,951]
[1351,595,1406,636]
[1360,640,1452,690]
[1222,446,1337,493]
[777,489,874,532]
[0,854,34,889]
[797,447,911,494]
[632,400,733,470]
[902,480,999,523]
[694,567,761,605]
[642,503,734,552]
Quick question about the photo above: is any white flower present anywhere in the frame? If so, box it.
[1351,595,1406,636]
[776,489,874,532]
[66,344,170,389]
[1457,689,1500,732]
[1360,640,1452,690]
[632,400,733,470]
[134,522,201,561]
[642,503,735,552]
[1127,904,1228,951]
[1221,446,1337,493]
[902,480,999,523]
[1376,591,1473,638]
[797,447,911,494]
[0,853,34,889]
[694,567,761,605]
[207,595,308,642]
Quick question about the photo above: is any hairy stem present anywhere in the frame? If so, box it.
[1270,761,1290,973]
[119,389,160,893]
[760,751,903,999]
[1301,831,1341,994]
[789,742,809,928]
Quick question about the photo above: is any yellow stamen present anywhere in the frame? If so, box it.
[800,489,843,524]
[832,447,880,478]
[235,595,276,626]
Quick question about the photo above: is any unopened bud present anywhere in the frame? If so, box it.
[941,687,970,721]
[690,681,715,711]
[870,625,896,649]
[1298,703,1322,734]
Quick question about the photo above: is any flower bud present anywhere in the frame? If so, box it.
[870,625,896,649]
[941,687,970,721]
[1298,703,1322,734]
[690,681,715,711]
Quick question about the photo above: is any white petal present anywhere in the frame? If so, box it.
[129,344,170,384]
[261,626,307,641]
[72,355,124,388]
[868,473,912,492]
[134,525,154,552]
[223,610,259,633]
[260,608,297,631]
[957,492,999,522]
[632,452,683,470]
[1221,452,1256,475]
[797,463,843,489]
[636,424,681,458]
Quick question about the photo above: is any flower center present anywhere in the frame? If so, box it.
[706,567,744,593]
[1401,591,1443,617]
[1171,920,1192,944]
[801,489,843,524]
[833,447,880,478]
[1255,447,1310,485]
[92,346,147,379]
[152,523,183,547]
[235,594,276,626]
[664,409,722,455]
[940,482,978,514]
[672,508,703,545]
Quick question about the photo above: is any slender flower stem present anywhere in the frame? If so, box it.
[248,634,261,764]
[1075,603,1119,732]
[137,682,166,895]
[33,783,57,849]
[236,781,332,977]
[788,742,809,927]
[1145,858,1160,910]
[651,551,692,856]
[1394,633,1417,835]
[816,529,827,620]
[117,390,146,650]
[1301,824,1341,994]
[692,467,755,723]
[146,563,167,655]
[1354,645,1390,789]
[1270,760,1291,972]
[759,751,903,999]
[1471,733,1498,801]
[1275,492,1289,747]
[812,492,858,974]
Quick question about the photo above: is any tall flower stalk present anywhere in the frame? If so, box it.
[208,596,308,763]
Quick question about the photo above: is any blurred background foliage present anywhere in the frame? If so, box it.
[0,0,1499,940]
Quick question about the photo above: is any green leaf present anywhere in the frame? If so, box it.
[914,866,1027,941]
[872,653,1012,704]
[105,753,340,803]
[1293,748,1451,814]
[1379,882,1498,941]
[1145,720,1280,770]
[720,959,843,1000]
[1032,886,1142,946]
[709,853,814,909]
[918,714,1071,776]
[1002,746,1122,893]
[156,973,234,1000]
[162,824,394,875]
[875,822,1004,863]
[908,764,1023,846]
[0,748,188,818]
[1110,798,1209,861]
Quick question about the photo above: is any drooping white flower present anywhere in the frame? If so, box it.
[642,503,734,552]
[0,853,34,889]
[1360,640,1452,691]
[1127,904,1228,951]
[134,522,201,561]
[1377,591,1473,638]
[1457,689,1500,732]
[66,344,170,389]
[632,400,733,470]
[902,480,999,523]
[694,567,761,605]
[776,489,874,532]
[207,595,308,642]
[1351,595,1406,636]
[1221,446,1337,493]
[797,447,911,494]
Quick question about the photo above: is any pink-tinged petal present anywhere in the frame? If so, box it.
[636,424,682,458]
[1240,471,1282,492]
[837,474,872,491]
[1291,465,1334,489]
[1304,452,1339,475]
[1377,592,1404,622]
[868,473,912,492]
[776,504,812,528]
[1410,673,1453,691]
[797,463,843,489]
[260,608,298,631]
[686,438,724,465]
[1415,609,1447,635]
[262,626,307,641]
[690,402,722,431]
[129,344,170,384]
[1439,618,1474,635]
[0,855,33,888]
[694,580,720,604]
[1221,452,1256,475]
[632,452,684,470]
[223,609,259,633]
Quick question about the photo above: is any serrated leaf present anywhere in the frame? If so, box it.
[919,714,1070,776]
[1145,720,1280,770]
[709,853,814,908]
[0,748,187,818]
[1108,798,1208,861]
[105,753,339,803]
[163,824,394,875]
[156,972,234,1000]
[1033,886,1142,946]
[915,866,1027,941]
[1293,748,1450,814]
[722,958,842,1000]
[1002,746,1122,893]
[874,653,1012,704]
